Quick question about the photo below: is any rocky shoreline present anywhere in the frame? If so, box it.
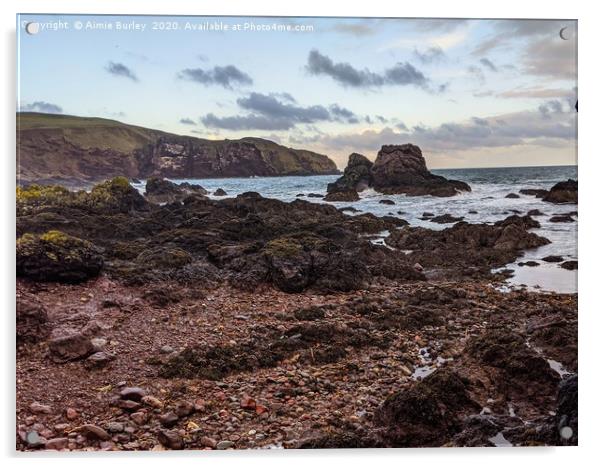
[16,173,577,451]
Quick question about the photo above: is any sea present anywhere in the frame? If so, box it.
[132,165,577,294]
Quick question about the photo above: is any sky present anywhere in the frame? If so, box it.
[17,15,577,169]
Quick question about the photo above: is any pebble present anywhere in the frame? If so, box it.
[200,436,217,448]
[158,430,183,450]
[175,400,194,417]
[216,440,235,450]
[159,411,179,427]
[25,431,46,447]
[79,424,111,441]
[142,395,164,410]
[120,387,146,402]
[65,407,78,420]
[106,422,124,433]
[160,345,174,354]
[45,437,69,450]
[29,402,52,414]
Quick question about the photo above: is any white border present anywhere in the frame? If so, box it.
[2,1,599,465]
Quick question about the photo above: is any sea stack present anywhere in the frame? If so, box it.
[325,144,471,201]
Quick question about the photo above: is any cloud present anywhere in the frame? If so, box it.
[414,46,445,64]
[201,92,361,131]
[497,86,575,99]
[106,62,139,82]
[201,113,294,131]
[295,105,575,155]
[467,65,486,84]
[479,58,498,72]
[538,99,566,119]
[178,65,253,89]
[523,37,576,80]
[306,49,428,89]
[20,101,63,114]
[180,118,197,125]
[332,23,375,36]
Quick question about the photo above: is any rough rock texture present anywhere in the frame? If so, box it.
[542,179,578,204]
[374,369,480,447]
[16,230,103,283]
[16,292,50,344]
[371,145,471,197]
[144,178,207,204]
[325,153,373,201]
[385,215,550,275]
[16,179,424,293]
[17,113,339,185]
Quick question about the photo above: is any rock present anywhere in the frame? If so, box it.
[90,337,107,352]
[160,345,175,354]
[65,408,78,420]
[413,263,424,272]
[16,293,50,344]
[16,231,103,283]
[25,430,46,448]
[560,260,578,270]
[120,387,146,402]
[379,199,395,205]
[505,193,520,199]
[45,437,69,450]
[84,351,115,369]
[542,255,564,263]
[130,411,148,425]
[116,399,140,411]
[159,412,179,427]
[200,436,218,448]
[468,210,478,214]
[554,375,577,445]
[307,193,324,198]
[145,178,208,204]
[106,422,125,433]
[519,188,548,198]
[294,306,326,321]
[429,214,464,224]
[324,189,360,202]
[158,430,184,450]
[527,209,545,216]
[422,212,435,217]
[371,144,471,197]
[78,424,111,441]
[326,153,374,197]
[216,440,235,450]
[549,214,575,223]
[518,261,540,267]
[213,188,227,196]
[29,401,52,415]
[374,369,480,447]
[141,395,164,410]
[543,179,577,204]
[174,400,194,417]
[240,395,257,411]
[48,332,93,363]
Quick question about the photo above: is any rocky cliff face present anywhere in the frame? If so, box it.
[326,144,470,201]
[17,113,339,185]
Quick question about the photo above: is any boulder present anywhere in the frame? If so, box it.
[17,231,103,283]
[371,144,471,197]
[48,332,94,362]
[145,177,206,203]
[323,190,360,202]
[326,153,373,195]
[543,179,577,204]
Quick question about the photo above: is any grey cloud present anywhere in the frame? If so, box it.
[497,87,574,99]
[411,19,468,32]
[306,49,428,89]
[396,122,408,131]
[201,92,362,131]
[180,118,197,125]
[414,46,445,64]
[201,113,294,131]
[178,65,253,89]
[523,37,576,80]
[538,99,566,119]
[106,62,138,82]
[479,58,498,72]
[467,66,486,84]
[332,23,375,36]
[20,101,63,114]
[302,105,575,154]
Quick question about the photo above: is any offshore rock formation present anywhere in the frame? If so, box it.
[17,113,339,185]
[542,179,578,204]
[325,144,470,201]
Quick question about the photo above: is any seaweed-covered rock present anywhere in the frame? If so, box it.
[16,231,103,283]
[554,375,577,445]
[323,190,360,202]
[374,369,480,447]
